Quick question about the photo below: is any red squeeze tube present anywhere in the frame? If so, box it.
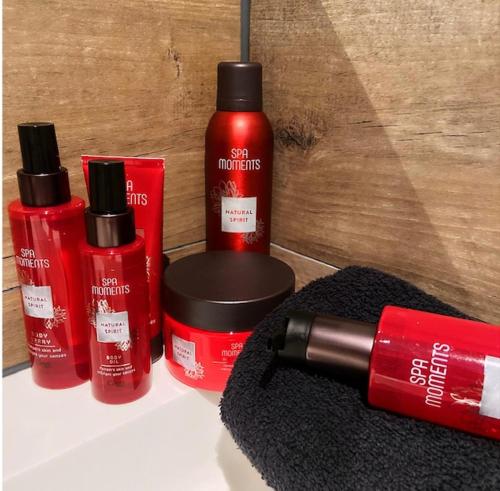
[82,160,151,404]
[205,62,273,254]
[270,307,500,440]
[82,155,164,362]
[8,123,90,389]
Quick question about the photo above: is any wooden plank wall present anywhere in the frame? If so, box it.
[4,0,499,368]
[253,0,500,323]
[2,0,240,367]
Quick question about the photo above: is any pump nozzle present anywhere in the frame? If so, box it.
[18,122,60,174]
[16,122,70,207]
[85,160,135,248]
[88,160,128,214]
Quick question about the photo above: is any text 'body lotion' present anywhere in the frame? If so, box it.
[205,62,273,254]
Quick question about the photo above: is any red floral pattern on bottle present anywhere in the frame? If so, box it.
[44,306,67,330]
[209,180,242,215]
[115,340,132,352]
[145,255,152,281]
[450,385,483,408]
[18,269,34,286]
[243,218,265,244]
[184,361,205,380]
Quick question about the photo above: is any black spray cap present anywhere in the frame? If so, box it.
[85,160,135,247]
[216,62,262,112]
[18,122,61,174]
[16,122,70,206]
[88,160,128,214]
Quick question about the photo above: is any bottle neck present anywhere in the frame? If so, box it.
[216,62,263,112]
[216,100,262,111]
[84,206,136,248]
[17,167,71,207]
[270,312,377,383]
[306,315,376,381]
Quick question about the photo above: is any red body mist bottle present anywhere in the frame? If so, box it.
[271,307,500,440]
[82,160,151,404]
[8,123,89,389]
[205,62,273,254]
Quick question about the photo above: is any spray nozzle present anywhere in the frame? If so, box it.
[88,160,128,215]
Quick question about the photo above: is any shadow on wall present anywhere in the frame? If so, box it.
[252,0,475,314]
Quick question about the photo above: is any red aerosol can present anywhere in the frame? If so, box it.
[205,62,273,254]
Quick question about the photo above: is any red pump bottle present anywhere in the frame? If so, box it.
[8,123,90,389]
[81,160,151,404]
[271,307,500,440]
[205,62,273,254]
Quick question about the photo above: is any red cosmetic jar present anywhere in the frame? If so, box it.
[163,251,295,391]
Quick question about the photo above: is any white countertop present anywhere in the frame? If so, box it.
[3,362,270,491]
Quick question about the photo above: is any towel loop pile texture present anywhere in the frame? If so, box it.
[221,267,500,490]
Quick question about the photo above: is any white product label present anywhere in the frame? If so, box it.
[96,311,130,343]
[172,334,196,370]
[21,284,54,319]
[221,196,257,233]
[480,355,500,419]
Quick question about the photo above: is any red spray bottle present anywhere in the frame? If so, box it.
[82,156,165,362]
[82,160,151,404]
[8,123,90,389]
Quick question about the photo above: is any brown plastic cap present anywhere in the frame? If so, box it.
[163,251,295,332]
[306,315,376,380]
[216,62,263,111]
[84,208,136,248]
[271,312,377,383]
[17,168,71,207]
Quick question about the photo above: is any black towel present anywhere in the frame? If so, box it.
[220,266,500,490]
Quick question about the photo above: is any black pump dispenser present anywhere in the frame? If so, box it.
[16,122,71,207]
[18,122,61,174]
[85,160,135,248]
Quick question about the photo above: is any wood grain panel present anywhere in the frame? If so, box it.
[2,289,27,368]
[3,0,239,265]
[3,242,338,368]
[2,0,239,364]
[252,0,500,322]
[271,244,338,289]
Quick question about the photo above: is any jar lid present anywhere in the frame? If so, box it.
[163,251,295,332]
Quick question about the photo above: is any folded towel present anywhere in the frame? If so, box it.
[220,266,500,490]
